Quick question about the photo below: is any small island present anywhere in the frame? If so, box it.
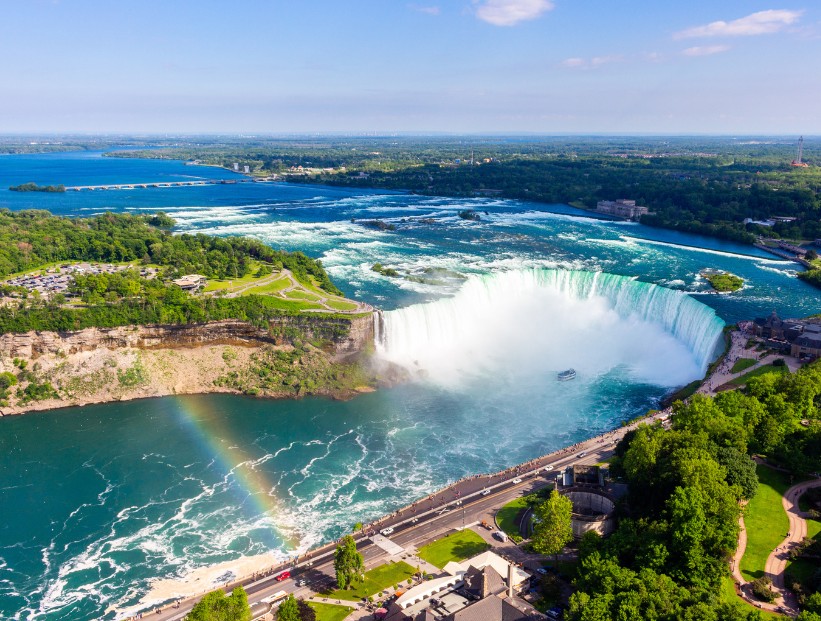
[8,182,65,193]
[702,270,744,292]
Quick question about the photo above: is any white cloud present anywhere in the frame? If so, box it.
[560,55,623,70]
[409,4,441,15]
[474,0,555,27]
[675,9,802,39]
[682,45,731,56]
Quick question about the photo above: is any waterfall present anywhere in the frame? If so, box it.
[376,269,724,386]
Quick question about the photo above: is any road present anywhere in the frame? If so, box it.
[129,411,668,621]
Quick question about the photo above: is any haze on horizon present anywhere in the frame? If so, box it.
[3,0,820,135]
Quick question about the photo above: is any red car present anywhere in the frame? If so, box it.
[274,570,291,582]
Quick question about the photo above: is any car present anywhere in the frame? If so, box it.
[543,465,554,472]
[547,607,563,619]
[274,570,291,582]
[536,567,548,575]
[481,489,490,496]
[512,478,522,484]
[296,579,307,587]
[579,451,587,458]
[410,517,419,523]
[454,500,462,506]
[493,530,508,542]
[380,527,394,536]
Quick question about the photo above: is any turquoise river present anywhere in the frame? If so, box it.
[0,151,818,620]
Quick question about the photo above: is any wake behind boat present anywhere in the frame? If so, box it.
[557,368,577,381]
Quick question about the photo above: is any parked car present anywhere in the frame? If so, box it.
[380,527,394,536]
[536,567,548,575]
[493,531,508,542]
[512,478,522,484]
[481,520,493,530]
[547,606,564,619]
[481,489,490,496]
[543,465,554,471]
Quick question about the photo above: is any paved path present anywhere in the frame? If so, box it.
[765,478,821,613]
[731,475,821,616]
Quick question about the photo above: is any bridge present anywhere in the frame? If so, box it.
[65,178,271,191]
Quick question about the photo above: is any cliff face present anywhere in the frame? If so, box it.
[0,313,378,416]
[0,314,375,360]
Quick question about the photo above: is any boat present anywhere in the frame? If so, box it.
[557,369,576,381]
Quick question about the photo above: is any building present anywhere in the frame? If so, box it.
[595,199,649,220]
[792,324,821,360]
[171,274,207,292]
[752,312,821,360]
[243,165,250,174]
[383,551,543,621]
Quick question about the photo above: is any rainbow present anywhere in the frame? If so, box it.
[172,395,299,550]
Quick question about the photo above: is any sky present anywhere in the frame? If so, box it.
[2,0,820,134]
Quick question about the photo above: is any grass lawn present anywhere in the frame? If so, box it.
[417,530,490,568]
[731,358,758,373]
[497,498,529,537]
[326,561,416,601]
[326,298,359,311]
[241,276,291,295]
[729,364,788,386]
[307,602,353,621]
[720,577,783,620]
[740,466,792,581]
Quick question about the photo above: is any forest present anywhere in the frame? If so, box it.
[569,363,821,621]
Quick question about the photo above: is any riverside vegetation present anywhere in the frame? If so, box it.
[566,362,821,621]
[0,210,378,411]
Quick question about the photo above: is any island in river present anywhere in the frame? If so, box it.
[0,210,395,416]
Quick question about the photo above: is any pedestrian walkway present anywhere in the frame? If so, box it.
[370,534,405,556]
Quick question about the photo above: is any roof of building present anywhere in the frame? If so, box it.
[795,333,821,348]
[443,551,529,587]
[446,595,543,621]
[462,564,506,600]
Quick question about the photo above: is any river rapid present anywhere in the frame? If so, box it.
[0,151,817,620]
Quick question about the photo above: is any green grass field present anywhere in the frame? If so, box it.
[730,358,758,373]
[417,529,491,568]
[497,498,528,537]
[730,364,788,387]
[740,466,792,581]
[307,602,354,621]
[326,561,416,601]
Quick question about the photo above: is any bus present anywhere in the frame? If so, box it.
[260,590,289,608]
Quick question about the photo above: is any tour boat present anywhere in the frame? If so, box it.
[557,368,577,381]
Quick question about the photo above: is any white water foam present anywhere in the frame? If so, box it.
[376,269,724,387]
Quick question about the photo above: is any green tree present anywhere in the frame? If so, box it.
[188,587,250,621]
[531,489,573,560]
[297,600,317,621]
[276,594,300,621]
[333,534,364,589]
[716,447,759,500]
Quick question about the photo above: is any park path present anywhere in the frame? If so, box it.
[731,475,821,615]
[220,269,372,314]
[764,478,821,613]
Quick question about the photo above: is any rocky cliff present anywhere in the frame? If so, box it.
[0,313,374,360]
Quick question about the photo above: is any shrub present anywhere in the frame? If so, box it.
[751,577,775,602]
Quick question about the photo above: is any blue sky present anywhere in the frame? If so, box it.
[2,0,819,134]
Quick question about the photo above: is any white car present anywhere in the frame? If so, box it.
[543,465,554,472]
[513,478,522,484]
[380,527,394,536]
[481,489,491,496]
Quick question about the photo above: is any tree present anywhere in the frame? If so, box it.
[276,594,300,621]
[531,489,573,560]
[716,447,759,500]
[188,587,250,621]
[333,534,364,589]
[297,600,317,621]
